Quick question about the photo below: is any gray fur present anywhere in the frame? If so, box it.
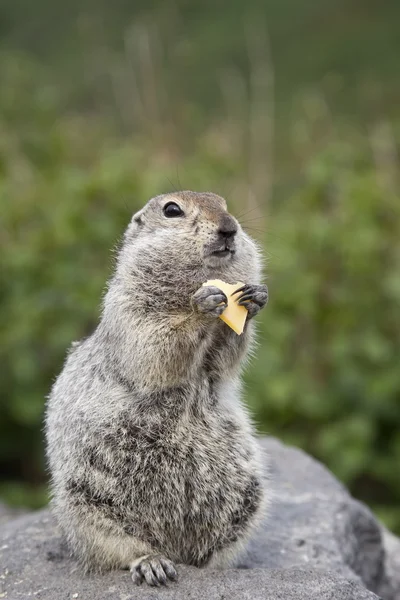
[45,190,269,586]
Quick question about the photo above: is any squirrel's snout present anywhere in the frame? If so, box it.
[217,214,238,241]
[202,212,240,261]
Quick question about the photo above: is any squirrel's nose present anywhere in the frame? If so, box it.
[217,214,237,240]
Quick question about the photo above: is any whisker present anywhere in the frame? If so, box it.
[242,228,289,245]
[175,166,183,192]
[239,216,269,224]
[235,203,267,220]
[120,196,133,215]
[165,176,178,193]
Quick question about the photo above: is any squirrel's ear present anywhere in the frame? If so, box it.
[125,208,145,239]
[132,208,145,225]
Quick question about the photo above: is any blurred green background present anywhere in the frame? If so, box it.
[1,0,400,533]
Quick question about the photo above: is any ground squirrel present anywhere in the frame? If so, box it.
[45,190,269,586]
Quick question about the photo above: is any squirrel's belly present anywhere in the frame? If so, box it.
[118,443,263,565]
[64,413,264,566]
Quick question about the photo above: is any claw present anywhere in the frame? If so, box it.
[231,284,249,297]
[160,557,178,581]
[131,569,144,585]
[141,561,159,586]
[150,557,168,585]
[236,292,253,303]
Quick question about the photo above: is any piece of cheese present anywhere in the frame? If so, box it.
[202,279,248,335]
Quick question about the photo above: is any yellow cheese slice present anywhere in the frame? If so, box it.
[202,279,248,335]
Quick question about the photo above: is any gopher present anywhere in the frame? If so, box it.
[45,191,269,586]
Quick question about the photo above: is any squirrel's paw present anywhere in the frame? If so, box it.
[130,554,178,586]
[231,284,268,318]
[192,285,227,317]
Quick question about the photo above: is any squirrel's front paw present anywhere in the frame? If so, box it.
[231,284,268,318]
[192,285,228,317]
[130,554,178,586]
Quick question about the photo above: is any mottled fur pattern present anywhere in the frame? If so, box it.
[45,191,269,584]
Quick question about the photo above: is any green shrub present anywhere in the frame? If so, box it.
[248,141,400,531]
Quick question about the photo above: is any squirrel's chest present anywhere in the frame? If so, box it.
[113,411,253,483]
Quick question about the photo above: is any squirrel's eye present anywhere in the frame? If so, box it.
[163,202,184,218]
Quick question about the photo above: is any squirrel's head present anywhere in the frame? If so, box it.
[117,191,260,286]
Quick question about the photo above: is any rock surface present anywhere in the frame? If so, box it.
[382,529,400,599]
[241,438,398,599]
[0,437,399,600]
[0,503,26,527]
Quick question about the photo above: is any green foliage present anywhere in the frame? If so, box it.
[247,141,400,531]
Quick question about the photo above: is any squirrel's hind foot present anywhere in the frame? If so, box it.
[130,554,178,586]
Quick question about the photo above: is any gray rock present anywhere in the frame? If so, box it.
[382,529,400,599]
[0,437,399,600]
[240,438,394,598]
[0,503,27,527]
[0,512,379,600]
